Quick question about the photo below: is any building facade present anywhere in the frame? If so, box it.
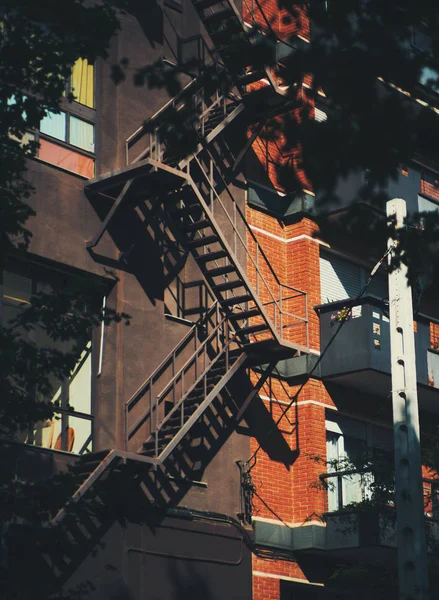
[4,1,439,599]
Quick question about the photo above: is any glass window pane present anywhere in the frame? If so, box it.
[40,111,66,141]
[71,58,94,108]
[69,342,92,415]
[69,116,94,152]
[68,416,92,454]
[39,138,95,178]
[3,271,32,303]
[2,303,25,332]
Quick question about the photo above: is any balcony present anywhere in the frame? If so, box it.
[253,470,439,564]
[316,296,439,413]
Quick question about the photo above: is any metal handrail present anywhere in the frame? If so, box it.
[125,302,220,447]
[241,0,276,37]
[192,153,308,341]
[155,309,232,405]
[156,324,236,435]
[125,85,239,166]
[126,78,199,148]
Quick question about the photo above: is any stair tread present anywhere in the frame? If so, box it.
[203,8,234,23]
[188,234,219,248]
[193,0,223,9]
[238,70,266,85]
[229,308,260,320]
[182,219,211,232]
[170,204,201,218]
[237,323,269,335]
[195,250,228,262]
[221,294,252,307]
[213,279,244,292]
[206,264,235,277]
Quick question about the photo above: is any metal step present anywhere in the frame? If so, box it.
[210,26,244,44]
[182,219,211,232]
[195,250,228,263]
[220,294,252,307]
[203,9,234,25]
[193,0,223,9]
[213,279,244,292]
[229,308,260,321]
[170,204,201,218]
[206,264,235,277]
[236,323,269,336]
[188,234,219,248]
[237,70,266,85]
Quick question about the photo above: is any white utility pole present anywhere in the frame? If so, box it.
[387,198,429,600]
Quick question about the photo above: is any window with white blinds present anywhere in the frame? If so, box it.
[320,252,388,304]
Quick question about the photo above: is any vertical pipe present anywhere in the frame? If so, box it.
[97,296,106,377]
[279,285,283,339]
[255,243,258,297]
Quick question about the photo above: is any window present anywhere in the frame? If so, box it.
[38,109,95,178]
[70,58,95,109]
[325,416,392,512]
[7,59,96,177]
[1,266,94,454]
[319,252,388,304]
[38,58,95,178]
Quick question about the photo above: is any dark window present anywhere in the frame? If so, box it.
[1,265,94,454]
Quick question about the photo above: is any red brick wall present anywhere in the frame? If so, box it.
[243,0,310,41]
[430,322,439,350]
[421,177,439,201]
[246,207,321,351]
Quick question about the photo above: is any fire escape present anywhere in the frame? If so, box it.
[41,0,309,583]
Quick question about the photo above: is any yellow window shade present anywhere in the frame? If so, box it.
[71,58,94,108]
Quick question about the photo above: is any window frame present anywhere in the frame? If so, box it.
[36,58,97,178]
[0,262,97,455]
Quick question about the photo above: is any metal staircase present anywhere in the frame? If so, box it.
[84,0,308,480]
[33,1,310,587]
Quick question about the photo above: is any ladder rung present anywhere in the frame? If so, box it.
[206,264,235,277]
[221,294,252,307]
[213,280,244,292]
[188,235,219,249]
[195,250,228,263]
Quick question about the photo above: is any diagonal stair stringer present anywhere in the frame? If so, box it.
[157,351,247,463]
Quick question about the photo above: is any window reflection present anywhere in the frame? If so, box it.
[1,266,95,454]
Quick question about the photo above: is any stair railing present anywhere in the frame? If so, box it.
[125,302,221,450]
[191,153,308,345]
[125,78,240,166]
[149,312,239,456]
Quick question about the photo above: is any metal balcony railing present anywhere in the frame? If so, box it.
[320,469,439,519]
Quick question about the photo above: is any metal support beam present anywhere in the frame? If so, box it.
[387,198,429,600]
[232,121,265,174]
[86,179,134,250]
[235,361,276,423]
[158,352,247,463]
